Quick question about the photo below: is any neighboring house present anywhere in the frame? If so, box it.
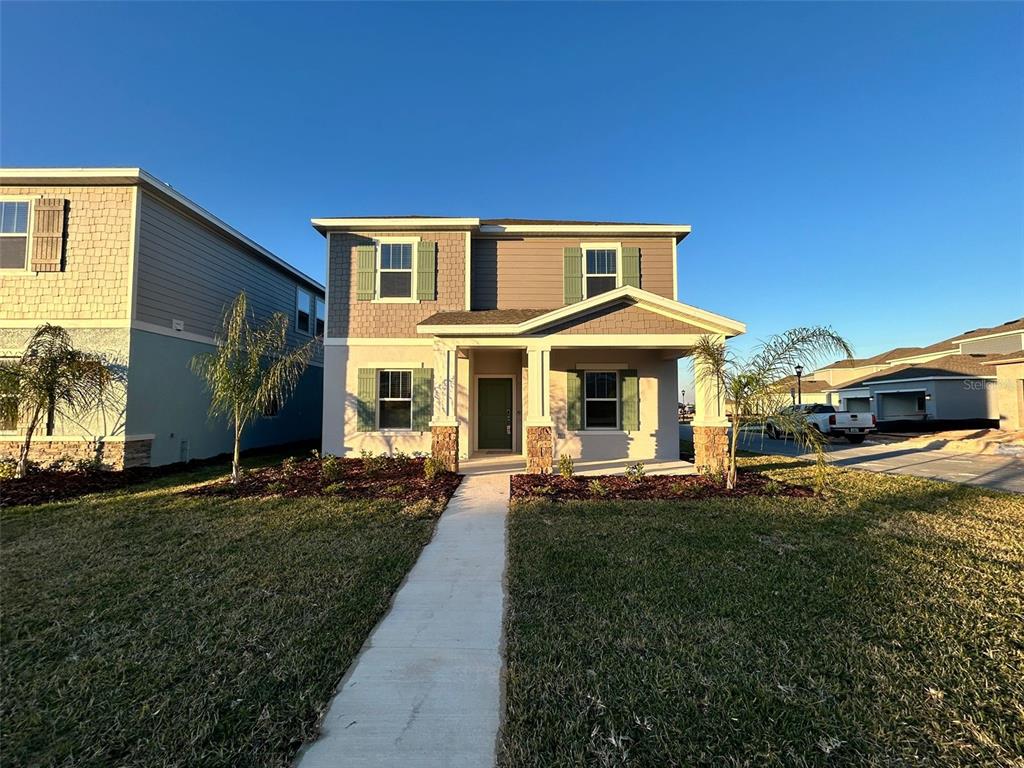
[314,217,745,472]
[1,168,324,468]
[823,318,1024,427]
[983,352,1024,431]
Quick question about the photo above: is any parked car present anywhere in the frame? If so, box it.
[766,404,876,443]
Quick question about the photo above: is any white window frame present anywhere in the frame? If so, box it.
[296,287,313,334]
[0,196,35,273]
[314,297,326,337]
[581,242,622,299]
[377,368,414,431]
[584,370,620,431]
[373,237,420,304]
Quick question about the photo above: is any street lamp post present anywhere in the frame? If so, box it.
[795,365,804,405]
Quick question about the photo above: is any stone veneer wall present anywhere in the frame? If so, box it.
[0,438,152,470]
[693,426,729,474]
[327,230,467,338]
[526,425,553,473]
[0,184,135,321]
[431,426,459,472]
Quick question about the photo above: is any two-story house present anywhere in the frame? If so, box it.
[314,217,745,472]
[1,168,324,468]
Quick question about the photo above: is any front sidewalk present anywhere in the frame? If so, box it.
[294,466,509,768]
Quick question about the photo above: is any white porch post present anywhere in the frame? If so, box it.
[525,345,554,473]
[429,341,459,471]
[691,337,729,474]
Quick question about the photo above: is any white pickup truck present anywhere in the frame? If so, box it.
[766,404,876,444]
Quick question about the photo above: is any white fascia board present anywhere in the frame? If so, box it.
[1,167,325,294]
[478,224,692,239]
[311,217,480,233]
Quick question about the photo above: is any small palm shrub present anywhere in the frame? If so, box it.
[558,454,575,479]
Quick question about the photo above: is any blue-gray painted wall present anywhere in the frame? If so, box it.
[126,329,323,466]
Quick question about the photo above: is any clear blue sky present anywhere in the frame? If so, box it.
[3,2,1022,394]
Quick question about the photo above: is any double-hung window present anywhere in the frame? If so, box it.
[0,201,30,270]
[315,297,326,336]
[378,242,413,299]
[584,371,619,429]
[296,288,313,333]
[584,245,619,298]
[378,370,412,429]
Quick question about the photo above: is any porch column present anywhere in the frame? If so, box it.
[692,340,729,475]
[525,346,553,474]
[430,341,459,472]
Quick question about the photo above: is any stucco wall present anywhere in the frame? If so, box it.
[993,363,1024,431]
[550,348,678,462]
[127,329,323,466]
[0,184,134,321]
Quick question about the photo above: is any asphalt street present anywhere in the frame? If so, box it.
[679,425,1024,494]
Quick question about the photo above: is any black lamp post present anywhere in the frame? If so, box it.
[794,365,804,405]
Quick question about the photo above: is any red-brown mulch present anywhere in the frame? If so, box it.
[186,456,461,504]
[1,464,195,508]
[510,471,813,502]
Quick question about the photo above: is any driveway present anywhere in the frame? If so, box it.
[680,425,1024,494]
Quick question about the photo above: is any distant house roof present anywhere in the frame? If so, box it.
[821,347,923,370]
[981,350,1024,366]
[776,375,833,394]
[835,354,999,390]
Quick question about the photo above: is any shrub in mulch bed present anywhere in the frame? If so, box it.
[186,456,461,505]
[510,470,813,502]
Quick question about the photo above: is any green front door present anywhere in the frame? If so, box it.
[478,378,513,451]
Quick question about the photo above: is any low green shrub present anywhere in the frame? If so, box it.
[0,458,16,480]
[558,454,574,479]
[423,456,446,481]
[588,479,609,497]
[625,462,646,483]
[323,482,347,494]
[321,455,343,483]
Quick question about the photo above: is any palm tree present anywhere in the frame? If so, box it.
[692,327,853,491]
[0,324,113,478]
[191,292,316,483]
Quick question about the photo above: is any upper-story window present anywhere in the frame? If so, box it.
[378,242,413,298]
[296,287,313,333]
[315,297,325,336]
[583,243,621,298]
[0,201,30,270]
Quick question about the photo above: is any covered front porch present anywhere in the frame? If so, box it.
[421,287,744,474]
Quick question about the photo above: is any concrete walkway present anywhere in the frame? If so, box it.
[295,468,509,768]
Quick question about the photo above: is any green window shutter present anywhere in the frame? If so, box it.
[412,368,434,431]
[566,369,583,431]
[621,369,639,432]
[356,245,376,301]
[563,247,583,305]
[357,368,378,431]
[622,247,641,289]
[416,241,436,301]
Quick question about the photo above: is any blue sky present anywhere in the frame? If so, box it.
[2,2,1022,393]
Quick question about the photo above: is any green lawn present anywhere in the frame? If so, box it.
[1,461,447,767]
[501,457,1024,767]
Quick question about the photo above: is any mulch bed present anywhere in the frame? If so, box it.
[1,463,198,508]
[510,471,813,502]
[186,456,461,504]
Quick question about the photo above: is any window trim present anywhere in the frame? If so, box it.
[0,196,36,273]
[581,241,622,299]
[377,368,414,431]
[373,237,420,304]
[314,297,326,337]
[583,370,620,431]
[296,286,313,335]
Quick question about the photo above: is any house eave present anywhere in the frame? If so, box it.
[477,223,692,241]
[311,217,481,235]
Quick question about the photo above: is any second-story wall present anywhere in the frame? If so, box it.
[470,236,676,310]
[135,190,323,353]
[0,184,135,322]
[327,230,468,338]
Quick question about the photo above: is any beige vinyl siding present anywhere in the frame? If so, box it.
[135,191,322,359]
[470,236,675,310]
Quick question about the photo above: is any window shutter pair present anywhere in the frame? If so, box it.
[354,241,437,301]
[566,369,639,431]
[355,367,433,432]
[31,198,66,272]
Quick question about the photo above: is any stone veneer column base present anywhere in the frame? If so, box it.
[693,425,729,475]
[525,426,554,474]
[431,426,459,473]
[0,437,153,470]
